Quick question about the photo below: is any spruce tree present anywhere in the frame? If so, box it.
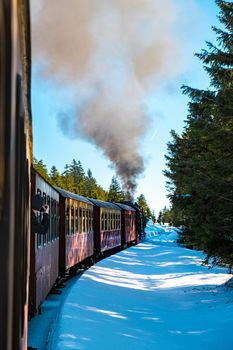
[69,159,86,195]
[136,194,152,220]
[108,177,126,202]
[62,164,75,192]
[165,0,233,268]
[33,158,50,181]
[49,166,63,187]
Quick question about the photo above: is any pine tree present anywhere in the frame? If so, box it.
[62,164,75,192]
[165,0,233,268]
[83,169,97,197]
[136,194,152,220]
[69,159,86,195]
[107,176,126,202]
[49,166,63,187]
[33,158,50,181]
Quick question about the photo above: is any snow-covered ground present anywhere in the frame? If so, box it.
[28,222,233,350]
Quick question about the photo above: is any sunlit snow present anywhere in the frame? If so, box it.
[28,222,233,350]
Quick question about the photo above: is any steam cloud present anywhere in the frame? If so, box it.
[31,0,180,197]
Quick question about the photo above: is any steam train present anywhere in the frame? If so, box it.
[29,169,144,318]
[0,1,144,349]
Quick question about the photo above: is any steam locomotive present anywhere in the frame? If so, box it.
[0,2,144,349]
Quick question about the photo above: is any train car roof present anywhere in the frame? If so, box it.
[88,198,121,210]
[54,186,93,205]
[121,201,140,210]
[114,203,136,211]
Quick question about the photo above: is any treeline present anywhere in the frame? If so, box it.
[33,158,153,220]
[164,1,233,270]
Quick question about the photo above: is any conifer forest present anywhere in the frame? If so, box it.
[164,1,233,271]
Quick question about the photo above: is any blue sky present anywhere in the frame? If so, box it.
[32,0,220,215]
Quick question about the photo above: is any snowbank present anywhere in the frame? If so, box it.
[28,222,233,350]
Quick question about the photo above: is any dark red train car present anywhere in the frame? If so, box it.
[89,199,122,254]
[115,203,136,247]
[55,187,94,274]
[29,170,60,317]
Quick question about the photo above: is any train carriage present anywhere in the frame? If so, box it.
[115,203,137,247]
[0,1,32,349]
[29,170,60,317]
[89,199,122,254]
[55,187,94,274]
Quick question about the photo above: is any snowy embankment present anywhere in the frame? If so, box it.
[29,222,233,350]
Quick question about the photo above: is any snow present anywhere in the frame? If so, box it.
[28,222,233,350]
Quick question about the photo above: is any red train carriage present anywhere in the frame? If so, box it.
[55,187,94,274]
[29,170,60,317]
[89,199,122,254]
[115,203,137,247]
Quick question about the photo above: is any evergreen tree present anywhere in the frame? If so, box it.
[33,158,50,181]
[107,176,126,202]
[157,211,162,224]
[151,210,156,224]
[49,166,63,187]
[62,164,75,192]
[137,194,152,220]
[165,0,233,268]
[82,169,98,198]
[95,185,108,201]
[69,159,86,195]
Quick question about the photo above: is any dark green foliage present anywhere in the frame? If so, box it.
[164,1,233,269]
[107,176,126,202]
[156,206,173,225]
[137,194,152,220]
[33,158,50,182]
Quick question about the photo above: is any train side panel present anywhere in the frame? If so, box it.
[30,172,59,315]
[90,199,122,254]
[64,198,94,269]
[125,210,136,244]
[115,203,137,246]
[55,187,95,273]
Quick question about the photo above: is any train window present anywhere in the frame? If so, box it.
[65,206,70,235]
[118,213,120,229]
[75,208,78,234]
[47,196,51,242]
[88,210,91,233]
[43,192,46,204]
[53,199,56,240]
[56,201,59,238]
[51,199,54,240]
[111,212,113,230]
[71,207,74,235]
[101,212,104,231]
[54,200,57,239]
[86,209,88,233]
[90,210,92,232]
[82,208,85,233]
[104,212,106,231]
[106,211,109,231]
[90,210,93,233]
[79,208,82,233]
[36,211,42,247]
